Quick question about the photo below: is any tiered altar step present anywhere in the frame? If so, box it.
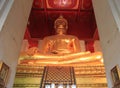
[13,65,107,88]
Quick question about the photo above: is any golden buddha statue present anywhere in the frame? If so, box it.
[42,15,80,55]
[19,16,103,66]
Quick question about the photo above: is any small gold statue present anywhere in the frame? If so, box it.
[42,15,80,54]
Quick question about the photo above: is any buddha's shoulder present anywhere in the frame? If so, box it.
[43,35,79,40]
[43,35,54,40]
[66,35,78,38]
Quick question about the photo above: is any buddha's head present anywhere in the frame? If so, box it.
[54,15,68,34]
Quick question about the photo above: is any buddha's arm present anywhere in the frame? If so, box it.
[42,37,51,53]
[74,37,81,52]
[22,52,102,65]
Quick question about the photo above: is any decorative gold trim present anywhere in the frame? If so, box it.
[0,61,9,87]
[111,65,120,86]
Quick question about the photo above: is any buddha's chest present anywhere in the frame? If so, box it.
[47,38,75,54]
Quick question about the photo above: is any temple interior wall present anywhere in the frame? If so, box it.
[93,0,120,87]
[0,0,33,87]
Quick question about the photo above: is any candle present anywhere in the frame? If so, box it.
[66,84,70,88]
[51,83,55,88]
[58,84,63,88]
[45,85,50,88]
[71,84,76,88]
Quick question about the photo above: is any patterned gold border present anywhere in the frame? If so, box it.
[111,65,120,86]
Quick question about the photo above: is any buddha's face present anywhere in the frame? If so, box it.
[54,15,68,34]
[56,24,67,34]
[56,28,66,34]
[55,22,68,34]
